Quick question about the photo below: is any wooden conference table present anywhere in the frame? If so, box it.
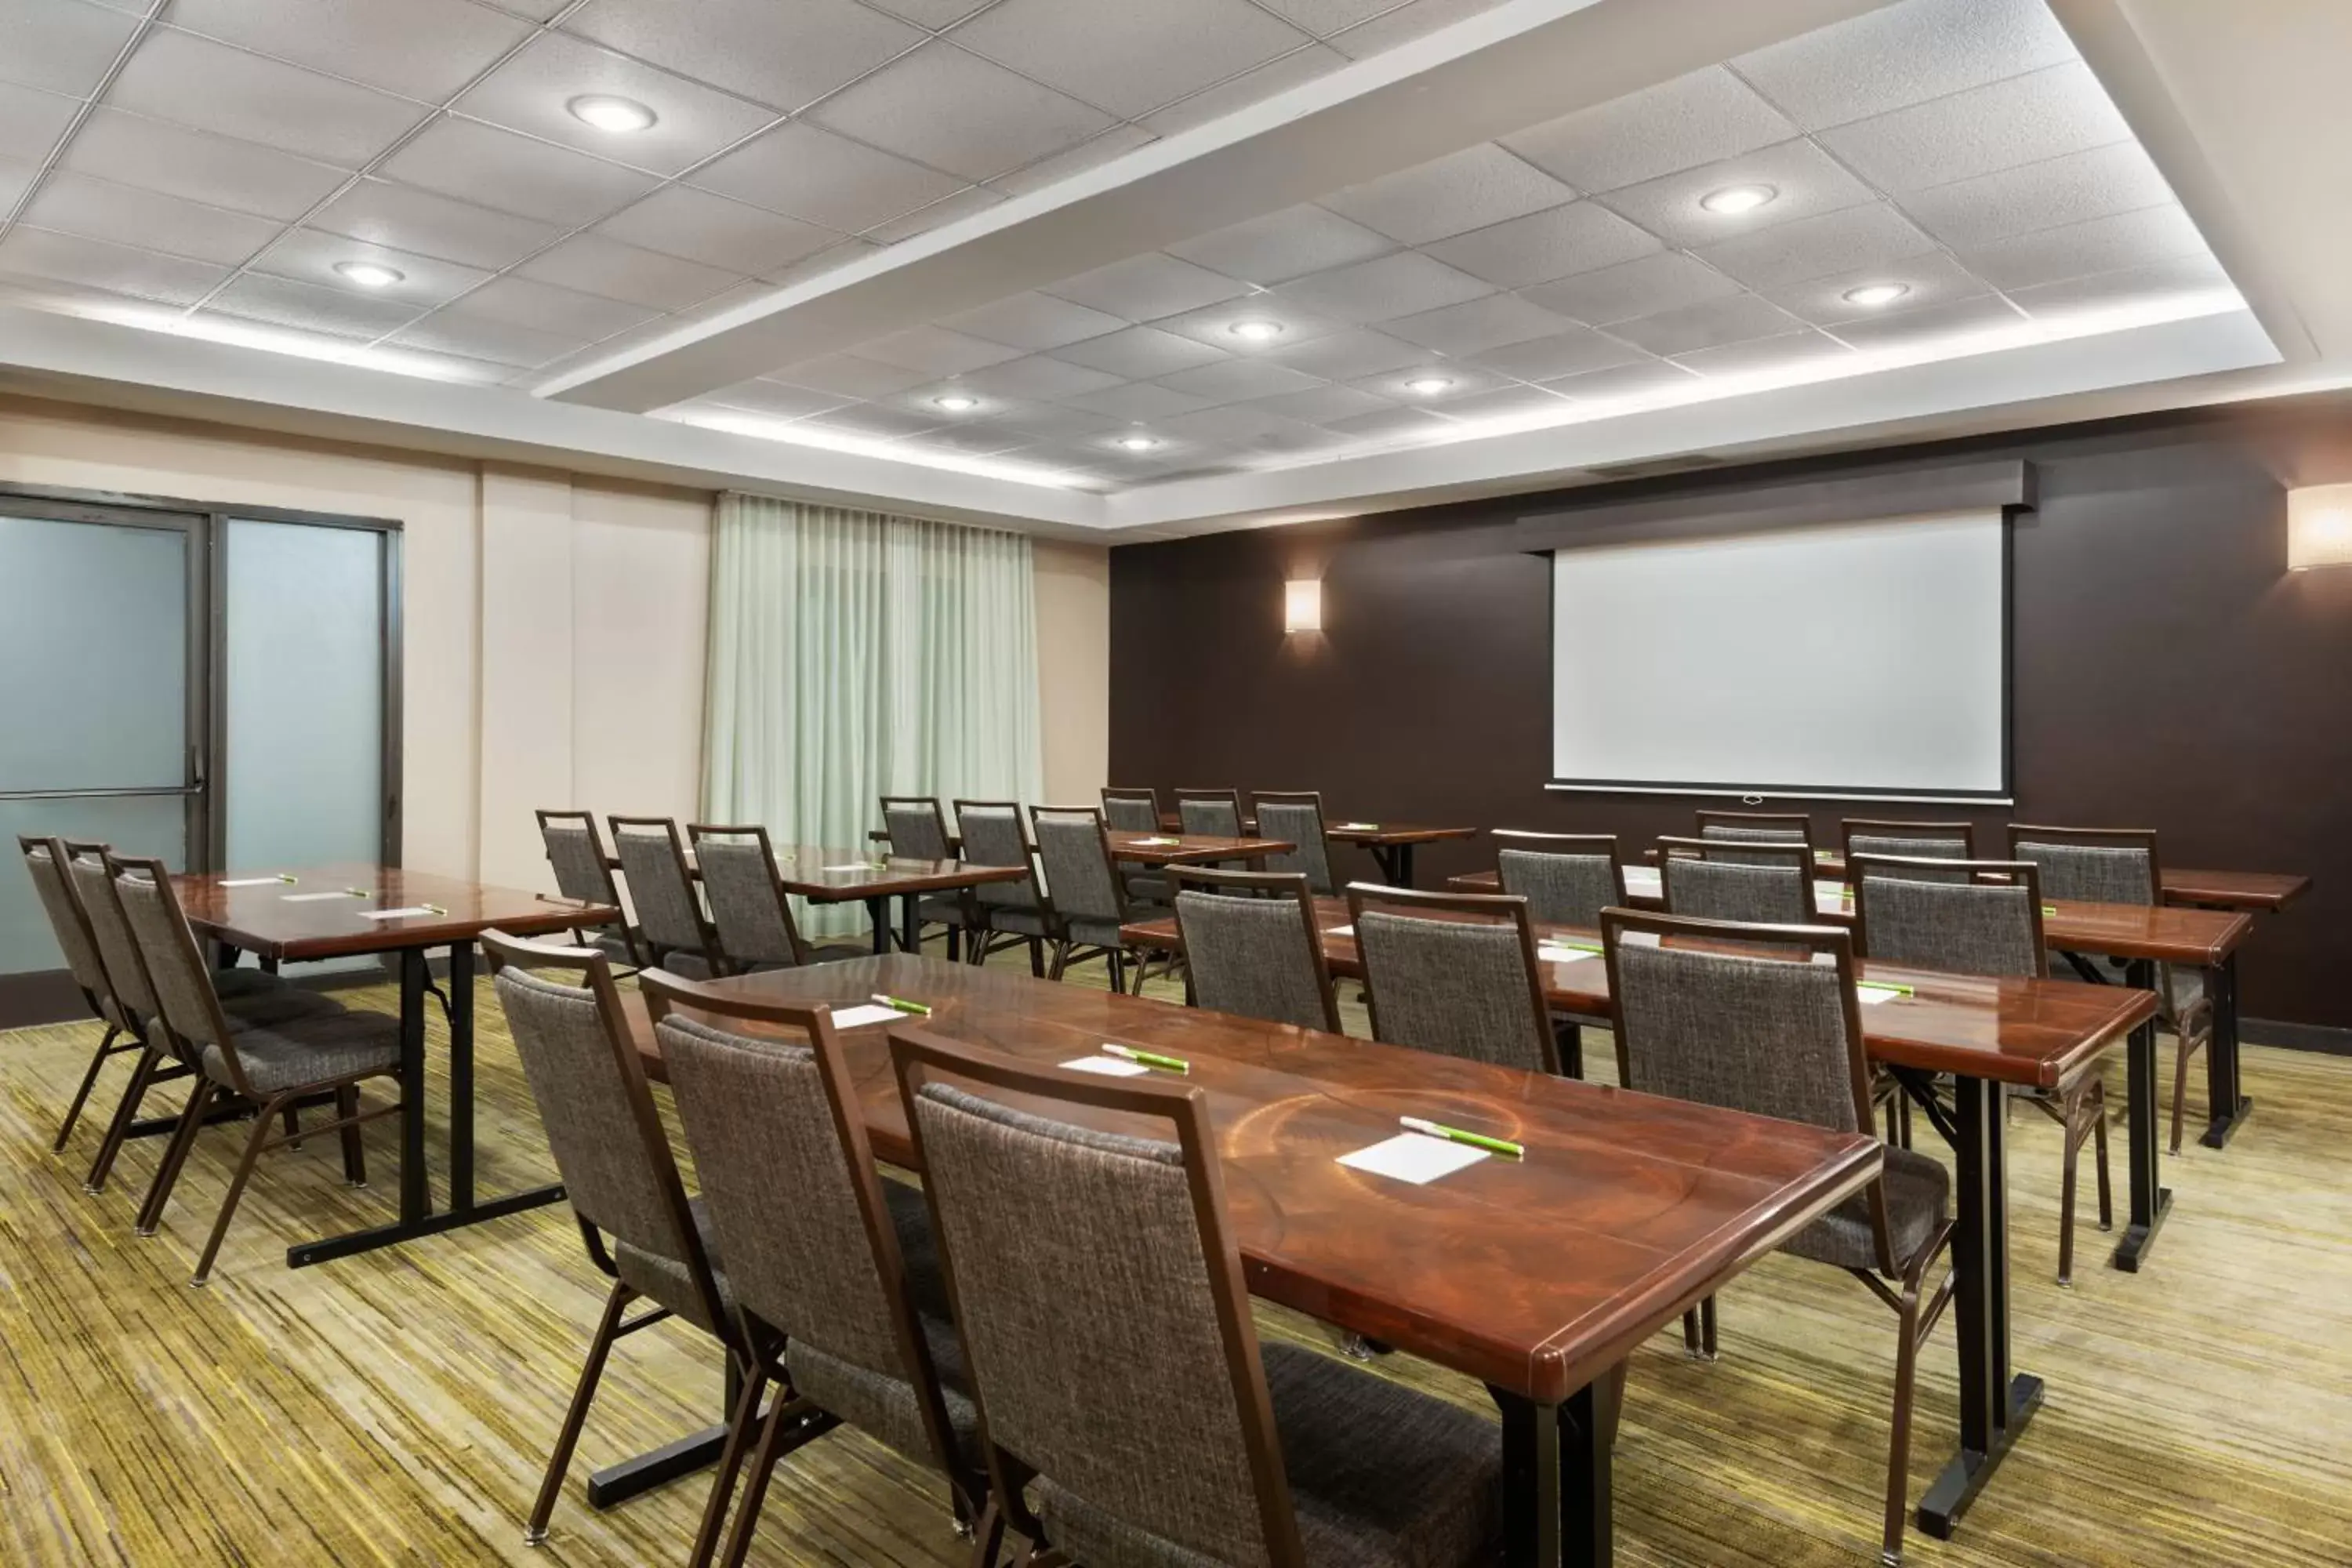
[618,954,1880,1568]
[1125,896,2156,1542]
[1156,813,1478,886]
[607,844,1033,956]
[172,864,615,1267]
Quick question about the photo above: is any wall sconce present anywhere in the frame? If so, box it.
[2288,484,2352,570]
[1284,578,1322,633]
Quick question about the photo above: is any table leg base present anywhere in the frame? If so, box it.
[2111,1188,2172,1273]
[2201,1096,2254,1150]
[1916,1372,2043,1540]
[586,1424,728,1510]
[286,1181,567,1269]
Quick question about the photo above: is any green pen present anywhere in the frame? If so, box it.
[1399,1116,1523,1160]
[1857,980,1915,999]
[869,993,931,1016]
[278,873,299,885]
[422,903,448,916]
[1541,938,1602,955]
[2042,904,2059,916]
[1102,1043,1189,1075]
[343,887,372,898]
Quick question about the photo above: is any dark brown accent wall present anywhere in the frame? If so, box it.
[1110,394,2352,1033]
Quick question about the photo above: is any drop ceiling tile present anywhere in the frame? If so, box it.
[384,118,659,227]
[862,0,994,26]
[1243,383,1394,425]
[1168,204,1396,286]
[1820,63,2131,193]
[1154,403,1330,450]
[1697,200,1938,292]
[1152,296,1348,353]
[1272,250,1494,325]
[1259,326,1426,380]
[2003,254,2232,319]
[62,108,350,221]
[1820,293,2027,353]
[1465,325,1646,381]
[1432,385,1578,425]
[0,80,78,153]
[167,0,532,101]
[394,307,589,366]
[22,170,280,266]
[1327,0,1510,60]
[454,32,780,176]
[1048,325,1229,379]
[1517,250,1743,325]
[1732,0,2079,131]
[771,354,933,400]
[313,177,562,270]
[858,324,1028,376]
[1762,249,1989,325]
[912,421,1040,457]
[1138,45,1343,136]
[0,226,229,305]
[1671,328,1857,379]
[800,405,958,444]
[764,240,879,289]
[692,121,964,234]
[861,184,1006,245]
[808,42,1113,183]
[1250,0,1394,34]
[952,0,1310,120]
[989,125,1158,197]
[1605,292,1806,356]
[563,0,925,114]
[956,354,1126,402]
[1502,67,1798,195]
[1593,139,1874,248]
[1054,382,1213,423]
[698,379,848,420]
[889,382,1028,419]
[1959,202,2207,291]
[0,156,36,212]
[595,185,838,274]
[1537,358,1704,402]
[107,30,425,169]
[2,0,143,98]
[943,290,1129,351]
[459,274,655,339]
[515,232,740,312]
[1323,143,1578,246]
[1384,292,1576,356]
[209,270,428,338]
[1152,357,1326,405]
[1903,141,2177,252]
[1322,405,1459,442]
[1421,201,1661,291]
[993,401,1128,439]
[1347,363,1512,405]
[1045,253,1252,323]
[250,227,492,307]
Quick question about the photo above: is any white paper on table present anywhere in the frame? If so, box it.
[358,906,437,920]
[822,862,878,873]
[1133,837,1178,847]
[1623,866,1663,896]
[1537,945,1599,964]
[826,1003,908,1029]
[1338,1132,1489,1185]
[1856,984,1906,1006]
[1324,924,1354,937]
[221,875,290,887]
[282,891,355,902]
[1059,1055,1151,1077]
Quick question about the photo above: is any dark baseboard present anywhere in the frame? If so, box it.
[0,969,89,1029]
[2243,1018,2352,1056]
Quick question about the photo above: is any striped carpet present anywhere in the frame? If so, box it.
[2,948,2348,1566]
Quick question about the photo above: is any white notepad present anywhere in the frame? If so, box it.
[1338,1132,1489,1185]
[282,891,355,902]
[358,906,437,920]
[1856,984,1906,1007]
[1132,837,1178,847]
[826,1003,907,1030]
[221,875,289,887]
[822,862,877,873]
[1060,1054,1151,1077]
[1324,924,1354,937]
[1537,945,1599,964]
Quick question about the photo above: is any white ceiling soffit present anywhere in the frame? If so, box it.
[539,0,1897,411]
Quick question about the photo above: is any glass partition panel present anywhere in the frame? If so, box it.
[1,797,189,977]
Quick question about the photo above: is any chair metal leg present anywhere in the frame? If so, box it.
[281,1104,303,1151]
[1682,1308,1703,1357]
[191,1094,288,1286]
[85,1044,164,1193]
[2093,1090,2114,1231]
[528,1281,632,1546]
[2056,1105,2082,1288]
[718,1384,798,1568]
[968,1497,1007,1568]
[52,1024,125,1153]
[1047,942,1069,982]
[336,1084,368,1187]
[135,1078,219,1236]
[688,1361,771,1568]
[1027,936,1045,978]
[1882,1271,1926,1567]
[2170,1029,2194,1156]
[1106,950,1126,993]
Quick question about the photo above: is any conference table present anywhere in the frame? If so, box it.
[172,865,613,1267]
[869,827,1294,868]
[1124,896,2156,1542]
[608,843,1031,955]
[1155,813,1479,886]
[613,953,1878,1567]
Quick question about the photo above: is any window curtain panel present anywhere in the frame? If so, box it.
[701,494,1043,938]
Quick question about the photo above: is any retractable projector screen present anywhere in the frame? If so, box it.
[1548,510,2009,800]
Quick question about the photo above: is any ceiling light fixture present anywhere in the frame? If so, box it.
[1700,183,1776,216]
[568,94,657,133]
[1403,375,1454,395]
[932,394,980,412]
[1116,434,1160,451]
[1228,318,1286,342]
[334,260,405,289]
[1842,282,1910,307]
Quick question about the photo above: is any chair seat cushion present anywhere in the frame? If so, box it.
[659,951,715,981]
[916,895,971,927]
[808,942,872,964]
[1786,1145,1949,1272]
[220,985,350,1029]
[583,929,641,969]
[1065,905,1171,950]
[984,906,1054,938]
[199,1010,401,1095]
[615,1196,736,1334]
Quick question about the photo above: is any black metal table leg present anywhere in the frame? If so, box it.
[1394,842,1417,887]
[589,1357,742,1509]
[2113,956,2172,1271]
[1492,1370,1621,1568]
[866,895,891,954]
[396,947,430,1223]
[2201,952,2252,1148]
[1918,1073,2042,1538]
[448,940,475,1208]
[1492,1388,1561,1568]
[899,892,920,955]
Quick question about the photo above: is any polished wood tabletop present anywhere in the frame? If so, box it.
[172,865,612,961]
[1109,829,1293,866]
[610,844,1031,903]
[1152,813,1476,848]
[1614,848,2304,916]
[1126,895,2155,1091]
[617,955,1878,1406]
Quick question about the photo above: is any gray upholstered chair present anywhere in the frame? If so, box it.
[1601,908,1954,1568]
[535,809,644,972]
[688,822,865,976]
[1696,809,1815,865]
[1344,884,1558,1074]
[1169,866,1341,1033]
[641,971,993,1563]
[1840,818,1973,877]
[1853,855,2110,1284]
[1657,836,1815,924]
[106,852,399,1284]
[888,1029,1505,1568]
[18,834,143,1153]
[2009,824,2210,1152]
[953,800,1050,975]
[882,795,976,958]
[1030,805,1169,992]
[1491,830,1624,927]
[608,815,720,978]
[1251,791,1338,895]
[1101,786,1173,909]
[1174,786,1245,839]
[482,932,750,1559]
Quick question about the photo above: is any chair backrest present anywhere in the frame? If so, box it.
[103,852,245,1086]
[66,840,157,1029]
[1600,908,1891,1271]
[1696,810,1814,865]
[687,823,806,971]
[1343,884,1557,1074]
[2006,824,2158,906]
[607,815,713,960]
[952,800,1040,910]
[890,1029,1304,1568]
[1099,787,1163,833]
[482,933,728,1333]
[880,797,953,861]
[537,809,626,907]
[642,971,971,1493]
[18,835,115,1023]
[1657,836,1813,924]
[1169,867,1341,1033]
[1851,856,2047,978]
[1249,792,1334,895]
[1840,818,1973,873]
[1174,788,1243,840]
[1029,807,1123,924]
[1492,830,1624,927]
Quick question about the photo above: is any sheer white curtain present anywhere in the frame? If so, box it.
[701,494,1043,936]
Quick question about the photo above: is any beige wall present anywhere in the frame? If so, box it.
[1033,536,1110,804]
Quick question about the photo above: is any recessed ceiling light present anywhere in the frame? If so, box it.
[1403,375,1454,395]
[1700,183,1776,216]
[1116,434,1160,451]
[568,94,657,134]
[1842,281,1911,307]
[334,260,404,289]
[932,394,980,412]
[1228,318,1286,342]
